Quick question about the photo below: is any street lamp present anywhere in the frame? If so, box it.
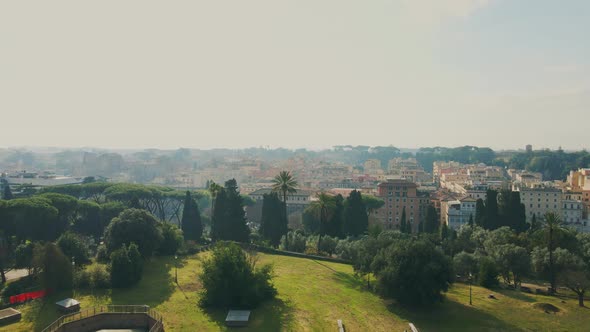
[174,255,178,284]
[72,256,76,294]
[469,272,473,306]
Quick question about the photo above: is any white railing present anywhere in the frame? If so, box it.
[42,304,163,332]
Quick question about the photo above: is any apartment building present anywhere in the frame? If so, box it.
[374,179,430,232]
[441,197,477,229]
[519,187,562,222]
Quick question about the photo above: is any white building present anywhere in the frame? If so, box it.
[442,197,477,229]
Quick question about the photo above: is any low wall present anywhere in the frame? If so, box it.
[188,242,352,265]
[58,313,159,332]
[240,243,353,265]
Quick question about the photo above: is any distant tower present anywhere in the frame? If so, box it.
[525,144,532,153]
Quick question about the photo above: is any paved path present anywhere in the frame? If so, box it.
[5,269,28,281]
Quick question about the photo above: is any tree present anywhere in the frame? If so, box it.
[468,214,474,227]
[530,213,540,233]
[271,171,298,207]
[14,241,34,275]
[484,190,499,230]
[208,181,223,220]
[362,195,384,217]
[158,222,184,255]
[32,243,72,291]
[490,244,530,287]
[532,246,579,295]
[110,243,143,288]
[302,206,320,234]
[199,242,277,308]
[543,211,565,293]
[57,232,91,265]
[0,231,14,284]
[478,256,499,288]
[498,190,527,232]
[400,207,408,233]
[371,239,452,306]
[2,180,13,200]
[181,191,203,241]
[453,251,478,278]
[73,200,102,239]
[279,231,307,253]
[560,265,590,307]
[104,209,163,257]
[259,192,288,247]
[424,204,438,233]
[309,192,336,251]
[211,179,250,242]
[343,190,368,237]
[38,193,79,236]
[326,194,345,238]
[5,197,60,241]
[475,199,486,227]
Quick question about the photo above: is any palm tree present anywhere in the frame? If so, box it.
[271,171,298,207]
[543,211,564,294]
[271,171,298,240]
[310,192,336,252]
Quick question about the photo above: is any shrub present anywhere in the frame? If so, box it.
[75,264,111,289]
[335,239,359,261]
[88,264,111,289]
[304,245,319,256]
[74,269,91,288]
[199,242,277,308]
[319,236,338,256]
[279,231,307,253]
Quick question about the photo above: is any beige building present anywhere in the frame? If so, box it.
[374,179,430,232]
[519,187,562,222]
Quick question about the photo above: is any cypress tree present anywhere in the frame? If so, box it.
[211,188,227,241]
[475,199,486,227]
[326,194,344,238]
[343,191,368,237]
[181,191,203,241]
[484,189,499,230]
[212,179,250,242]
[260,192,287,246]
[400,207,408,233]
[2,181,13,200]
[468,214,474,227]
[424,204,438,233]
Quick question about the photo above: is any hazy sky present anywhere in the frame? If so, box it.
[1,1,588,150]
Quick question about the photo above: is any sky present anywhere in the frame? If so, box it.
[1,0,589,151]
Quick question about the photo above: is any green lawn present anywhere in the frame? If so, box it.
[3,252,590,331]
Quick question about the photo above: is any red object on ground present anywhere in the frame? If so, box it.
[9,289,48,304]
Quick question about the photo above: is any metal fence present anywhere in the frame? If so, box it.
[41,305,163,332]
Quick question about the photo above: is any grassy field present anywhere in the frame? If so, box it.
[3,252,590,331]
